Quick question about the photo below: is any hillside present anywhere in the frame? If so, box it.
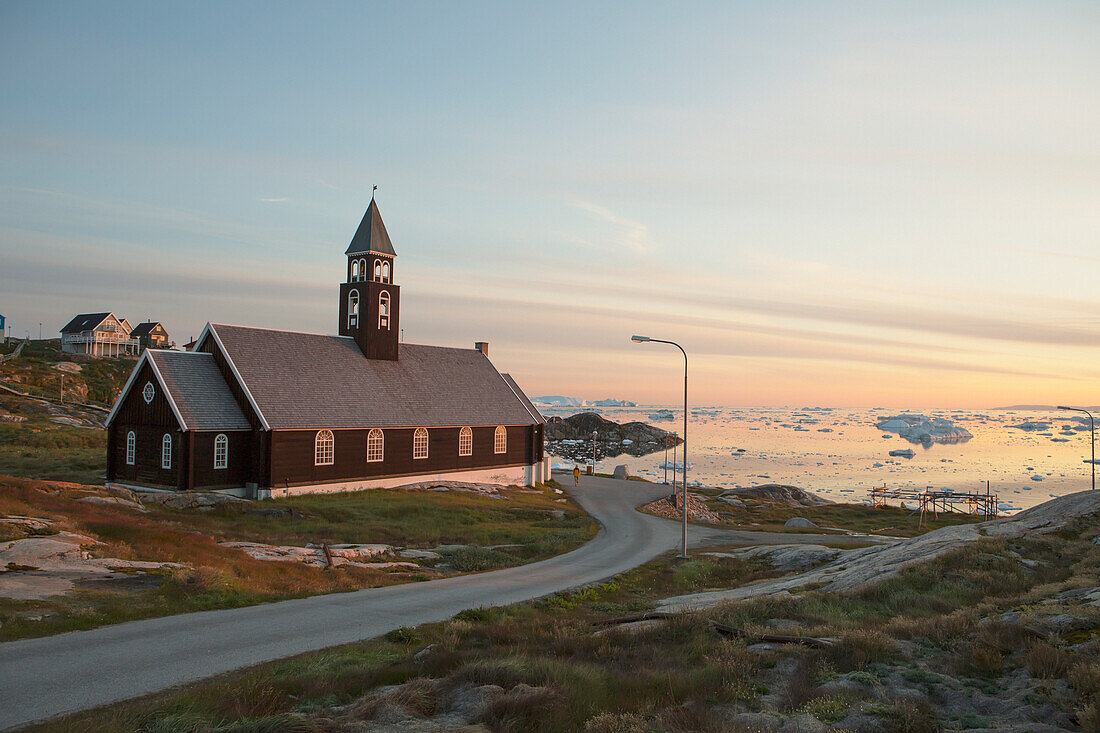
[37,489,1100,732]
[0,339,135,408]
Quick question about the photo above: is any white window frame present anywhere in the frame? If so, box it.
[366,428,384,463]
[348,289,359,328]
[373,259,382,281]
[381,260,390,282]
[126,431,136,465]
[458,426,473,457]
[143,382,155,404]
[413,427,429,460]
[359,259,366,281]
[315,429,335,466]
[494,425,507,454]
[161,433,172,469]
[214,433,228,469]
[351,259,360,281]
[379,290,390,330]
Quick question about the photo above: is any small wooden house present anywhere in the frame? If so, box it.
[130,322,171,351]
[106,199,547,497]
[60,313,138,357]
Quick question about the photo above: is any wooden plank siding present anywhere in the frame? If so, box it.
[107,361,183,489]
[190,430,254,490]
[197,335,272,487]
[269,425,536,489]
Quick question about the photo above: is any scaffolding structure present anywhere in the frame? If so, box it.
[870,484,998,520]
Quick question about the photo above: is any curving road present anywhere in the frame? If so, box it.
[0,474,875,730]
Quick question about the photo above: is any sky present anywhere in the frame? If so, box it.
[1,1,1097,408]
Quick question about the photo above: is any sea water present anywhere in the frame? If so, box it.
[547,407,1094,513]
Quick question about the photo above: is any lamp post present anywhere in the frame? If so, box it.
[592,429,597,476]
[1058,406,1095,491]
[632,335,689,559]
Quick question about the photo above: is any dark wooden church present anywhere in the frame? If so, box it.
[106,199,547,497]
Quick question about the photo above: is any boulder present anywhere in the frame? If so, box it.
[784,517,818,528]
[612,464,631,480]
[399,549,443,561]
[727,484,833,507]
[140,491,248,510]
[76,495,148,513]
[704,544,841,570]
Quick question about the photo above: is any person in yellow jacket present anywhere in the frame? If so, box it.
[572,465,581,487]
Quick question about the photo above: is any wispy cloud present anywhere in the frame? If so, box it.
[574,201,654,255]
[258,196,288,203]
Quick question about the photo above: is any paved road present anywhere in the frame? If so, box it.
[0,474,874,730]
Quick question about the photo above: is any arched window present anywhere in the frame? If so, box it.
[351,260,360,281]
[348,289,359,328]
[378,291,390,330]
[458,426,473,457]
[373,259,382,281]
[126,431,136,465]
[494,425,507,454]
[413,427,429,460]
[161,433,172,469]
[214,433,228,469]
[366,428,384,462]
[315,429,334,466]
[359,259,366,280]
[381,261,390,282]
[143,382,155,404]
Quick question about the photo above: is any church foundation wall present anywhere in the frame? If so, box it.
[262,462,539,499]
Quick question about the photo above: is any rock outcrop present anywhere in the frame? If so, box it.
[545,412,681,460]
[723,484,833,507]
[641,492,720,524]
[660,489,1100,611]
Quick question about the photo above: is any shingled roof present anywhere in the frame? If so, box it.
[344,198,395,257]
[60,313,112,333]
[146,351,252,431]
[207,323,540,430]
[130,322,163,338]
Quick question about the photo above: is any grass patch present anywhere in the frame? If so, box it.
[17,484,1100,731]
[696,494,988,537]
[0,476,597,640]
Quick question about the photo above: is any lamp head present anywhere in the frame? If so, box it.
[1057,406,1072,411]
[631,335,650,342]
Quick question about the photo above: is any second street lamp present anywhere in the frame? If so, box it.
[632,335,689,559]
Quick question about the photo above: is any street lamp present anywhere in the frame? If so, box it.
[1058,406,1095,491]
[632,334,689,559]
[592,430,597,476]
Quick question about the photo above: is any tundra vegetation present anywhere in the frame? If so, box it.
[29,508,1100,732]
[686,487,990,538]
[0,476,596,641]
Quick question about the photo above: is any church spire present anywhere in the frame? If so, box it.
[345,195,395,257]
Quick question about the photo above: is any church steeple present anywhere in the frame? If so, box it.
[345,192,396,258]
[339,195,400,360]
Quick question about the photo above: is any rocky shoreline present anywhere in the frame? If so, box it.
[545,411,681,462]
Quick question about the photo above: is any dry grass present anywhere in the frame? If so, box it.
[25,497,1100,733]
[833,629,898,670]
[692,490,988,537]
[0,475,596,641]
[1025,641,1071,679]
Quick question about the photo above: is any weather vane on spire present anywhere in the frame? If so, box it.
[372,184,378,200]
